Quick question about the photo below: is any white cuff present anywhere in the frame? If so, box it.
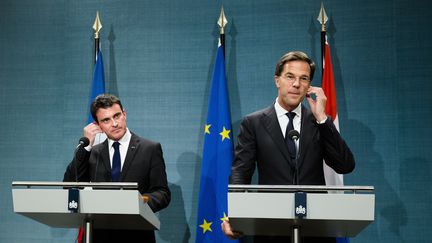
[317,117,327,124]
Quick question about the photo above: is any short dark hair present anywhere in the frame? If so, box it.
[90,94,123,122]
[274,51,316,81]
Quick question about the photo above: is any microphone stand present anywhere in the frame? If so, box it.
[289,131,301,243]
[294,139,300,185]
[288,130,300,185]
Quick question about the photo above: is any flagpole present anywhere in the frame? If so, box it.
[317,2,328,76]
[79,13,103,242]
[92,11,102,64]
[218,6,227,55]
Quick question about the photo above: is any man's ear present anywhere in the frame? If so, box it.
[274,75,280,88]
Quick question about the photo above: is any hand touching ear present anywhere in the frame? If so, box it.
[83,122,103,146]
[306,86,328,122]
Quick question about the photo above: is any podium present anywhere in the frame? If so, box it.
[12,181,160,243]
[228,185,374,243]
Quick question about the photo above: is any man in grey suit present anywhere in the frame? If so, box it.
[222,51,355,243]
[64,94,170,243]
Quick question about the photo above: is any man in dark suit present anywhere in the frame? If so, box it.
[64,94,170,243]
[222,51,355,242]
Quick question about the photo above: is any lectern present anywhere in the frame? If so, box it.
[12,181,160,243]
[228,185,374,243]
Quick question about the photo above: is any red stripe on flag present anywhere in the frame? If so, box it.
[77,226,84,243]
[322,41,337,121]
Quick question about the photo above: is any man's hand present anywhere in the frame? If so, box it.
[83,122,103,146]
[306,86,327,122]
[221,218,243,240]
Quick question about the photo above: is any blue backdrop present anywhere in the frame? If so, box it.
[0,0,431,242]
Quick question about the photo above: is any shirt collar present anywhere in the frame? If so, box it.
[274,97,302,118]
[108,128,131,148]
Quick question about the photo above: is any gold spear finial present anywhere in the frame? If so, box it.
[93,11,102,39]
[317,2,328,32]
[217,6,228,34]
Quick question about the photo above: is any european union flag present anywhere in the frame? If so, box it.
[195,45,238,243]
[87,50,105,123]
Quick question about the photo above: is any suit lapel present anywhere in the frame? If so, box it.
[298,106,317,167]
[99,140,111,179]
[260,106,293,164]
[120,133,140,181]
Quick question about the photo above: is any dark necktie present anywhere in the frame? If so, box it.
[112,141,121,182]
[285,112,296,159]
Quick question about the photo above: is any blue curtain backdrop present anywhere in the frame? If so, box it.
[0,0,431,242]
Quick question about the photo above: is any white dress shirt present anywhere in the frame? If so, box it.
[107,128,131,171]
[274,98,302,151]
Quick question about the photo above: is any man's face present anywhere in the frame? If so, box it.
[95,104,127,141]
[274,60,311,111]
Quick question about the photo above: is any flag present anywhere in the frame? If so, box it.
[87,50,105,123]
[321,35,349,243]
[195,43,237,243]
[322,35,344,186]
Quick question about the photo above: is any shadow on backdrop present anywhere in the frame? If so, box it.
[158,182,190,243]
[227,19,241,139]
[158,152,201,243]
[399,157,431,241]
[345,119,407,242]
[107,24,119,97]
[308,16,319,79]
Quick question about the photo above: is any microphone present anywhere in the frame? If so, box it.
[288,130,300,185]
[76,137,90,148]
[288,130,300,141]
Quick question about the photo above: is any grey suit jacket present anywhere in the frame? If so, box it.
[64,133,170,212]
[230,104,355,185]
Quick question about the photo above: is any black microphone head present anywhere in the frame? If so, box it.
[288,130,300,141]
[79,137,90,147]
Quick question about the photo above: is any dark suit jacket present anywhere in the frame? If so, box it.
[64,132,170,243]
[231,104,355,185]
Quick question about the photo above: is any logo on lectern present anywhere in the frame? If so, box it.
[69,200,78,209]
[68,188,79,213]
[294,192,307,218]
[295,205,306,215]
